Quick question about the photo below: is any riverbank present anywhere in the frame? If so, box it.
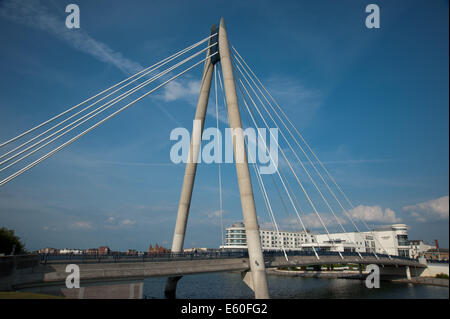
[392,277,449,287]
[0,291,64,299]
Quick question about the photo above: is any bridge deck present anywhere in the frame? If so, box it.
[3,252,425,290]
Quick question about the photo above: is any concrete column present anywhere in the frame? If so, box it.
[406,266,411,280]
[218,17,269,299]
[165,25,216,298]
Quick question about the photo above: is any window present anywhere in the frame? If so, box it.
[397,235,409,247]
[398,249,409,258]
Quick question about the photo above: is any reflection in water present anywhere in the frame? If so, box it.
[143,272,449,299]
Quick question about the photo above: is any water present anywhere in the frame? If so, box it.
[143,272,449,299]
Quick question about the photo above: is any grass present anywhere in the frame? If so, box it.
[0,291,65,299]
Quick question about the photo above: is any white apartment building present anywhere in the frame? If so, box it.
[221,222,414,257]
[314,224,410,257]
[314,232,376,254]
[59,248,83,254]
[220,222,316,251]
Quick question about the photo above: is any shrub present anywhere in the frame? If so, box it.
[435,273,449,279]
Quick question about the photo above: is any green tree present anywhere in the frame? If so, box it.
[0,227,26,255]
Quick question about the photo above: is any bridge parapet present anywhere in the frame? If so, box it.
[0,254,41,290]
[0,251,425,292]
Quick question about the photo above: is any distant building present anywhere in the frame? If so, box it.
[38,247,58,254]
[424,248,449,261]
[221,222,414,257]
[59,248,83,255]
[315,224,411,257]
[315,232,376,254]
[408,240,435,259]
[98,246,111,255]
[183,248,214,253]
[126,249,137,255]
[148,244,170,254]
[84,248,98,255]
[220,222,316,251]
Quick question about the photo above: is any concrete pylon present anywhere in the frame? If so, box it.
[218,17,269,299]
[406,266,411,280]
[164,25,216,299]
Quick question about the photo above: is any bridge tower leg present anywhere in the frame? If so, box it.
[218,17,269,299]
[165,25,216,299]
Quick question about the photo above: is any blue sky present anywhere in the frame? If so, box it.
[0,0,448,251]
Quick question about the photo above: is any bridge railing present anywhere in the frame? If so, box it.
[38,250,418,265]
[39,251,250,265]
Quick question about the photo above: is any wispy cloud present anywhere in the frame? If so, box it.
[403,195,449,222]
[121,219,135,226]
[206,209,225,219]
[0,0,143,75]
[70,221,94,230]
[348,205,401,224]
[162,79,201,103]
[104,216,136,229]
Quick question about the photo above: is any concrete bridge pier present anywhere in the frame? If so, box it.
[406,266,411,280]
[358,264,363,279]
[379,264,415,280]
[164,276,181,299]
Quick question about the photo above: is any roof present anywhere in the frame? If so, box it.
[426,248,449,253]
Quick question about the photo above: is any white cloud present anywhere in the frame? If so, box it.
[348,205,401,223]
[104,217,135,227]
[70,221,93,230]
[403,195,449,222]
[106,217,116,223]
[300,213,348,229]
[0,0,142,75]
[207,210,225,219]
[260,215,348,232]
[162,79,201,102]
[121,219,135,226]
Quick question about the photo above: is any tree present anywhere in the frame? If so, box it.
[0,227,25,255]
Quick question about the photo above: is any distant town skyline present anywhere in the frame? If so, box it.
[0,0,448,251]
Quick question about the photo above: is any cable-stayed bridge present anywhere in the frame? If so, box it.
[0,18,424,298]
[1,251,425,298]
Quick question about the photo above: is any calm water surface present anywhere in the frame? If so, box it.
[143,272,449,299]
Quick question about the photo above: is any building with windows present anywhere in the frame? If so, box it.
[59,248,83,255]
[220,222,316,251]
[38,247,58,254]
[221,222,413,257]
[98,246,111,255]
[316,224,411,257]
[372,224,410,257]
[408,240,435,259]
[314,232,376,254]
[423,248,449,261]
